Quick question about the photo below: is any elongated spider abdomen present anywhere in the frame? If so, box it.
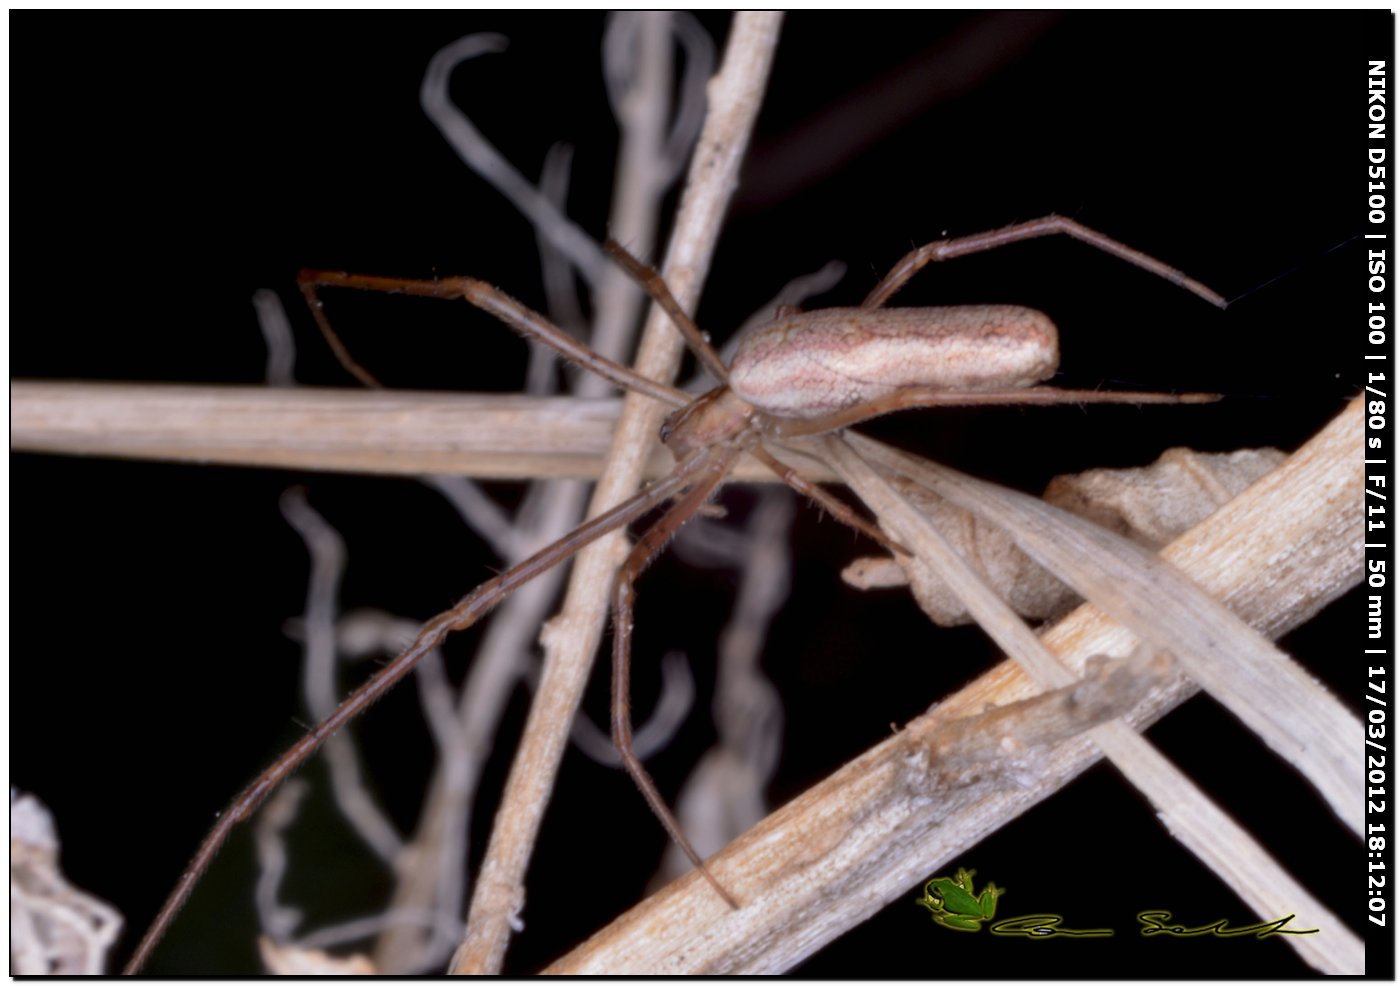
[729,306,1059,419]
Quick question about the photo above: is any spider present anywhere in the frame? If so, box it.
[123,215,1223,972]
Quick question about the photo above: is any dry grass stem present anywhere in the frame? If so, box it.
[451,13,785,973]
[545,398,1362,974]
[376,17,706,972]
[10,382,828,483]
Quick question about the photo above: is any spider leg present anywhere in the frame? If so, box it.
[863,215,1225,310]
[610,444,743,909]
[123,449,713,974]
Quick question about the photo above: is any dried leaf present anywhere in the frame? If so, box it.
[1043,446,1287,546]
[843,446,1285,625]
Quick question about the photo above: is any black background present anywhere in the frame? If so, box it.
[10,12,1386,976]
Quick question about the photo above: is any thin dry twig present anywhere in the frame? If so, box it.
[544,398,1362,974]
[567,650,696,766]
[280,489,404,864]
[251,279,460,972]
[451,14,786,973]
[421,34,608,288]
[378,16,697,973]
[330,610,471,974]
[252,289,297,388]
[252,281,478,971]
[251,780,310,945]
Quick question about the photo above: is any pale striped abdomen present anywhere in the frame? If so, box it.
[728,305,1060,419]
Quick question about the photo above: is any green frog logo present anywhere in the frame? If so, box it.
[916,868,1004,932]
